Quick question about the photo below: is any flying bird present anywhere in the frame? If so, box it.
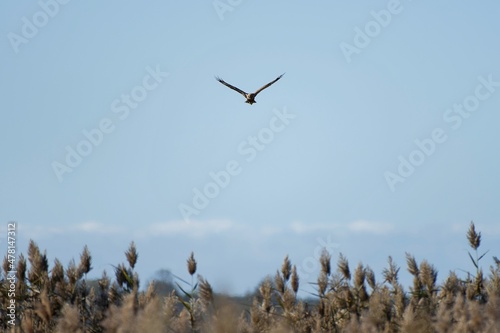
[215,73,285,105]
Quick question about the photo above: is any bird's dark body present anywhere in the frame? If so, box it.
[215,74,284,105]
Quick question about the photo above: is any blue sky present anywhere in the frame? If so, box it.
[1,1,500,296]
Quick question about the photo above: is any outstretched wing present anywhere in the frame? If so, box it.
[215,76,247,97]
[253,73,285,96]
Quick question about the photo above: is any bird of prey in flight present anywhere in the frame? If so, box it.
[215,73,285,105]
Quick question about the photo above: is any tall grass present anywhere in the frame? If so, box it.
[1,222,499,332]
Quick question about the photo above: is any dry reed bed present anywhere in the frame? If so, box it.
[1,222,500,332]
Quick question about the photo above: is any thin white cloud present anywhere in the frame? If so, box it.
[289,221,341,234]
[74,221,125,234]
[18,218,397,243]
[146,219,234,238]
[348,220,394,235]
[18,221,126,239]
[259,225,283,236]
[19,225,66,239]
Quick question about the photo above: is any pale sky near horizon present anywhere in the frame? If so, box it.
[1,1,500,296]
